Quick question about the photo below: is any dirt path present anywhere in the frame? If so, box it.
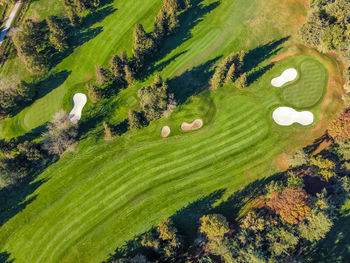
[0,1,22,47]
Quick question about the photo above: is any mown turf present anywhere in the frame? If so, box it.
[281,58,327,108]
[0,54,333,263]
[0,0,342,262]
[0,0,306,139]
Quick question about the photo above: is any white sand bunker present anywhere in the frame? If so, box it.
[161,126,171,138]
[271,68,298,87]
[181,119,203,131]
[68,93,87,124]
[272,107,314,126]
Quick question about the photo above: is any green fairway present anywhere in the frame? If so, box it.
[281,58,327,109]
[0,0,343,262]
[0,54,331,263]
[0,0,306,139]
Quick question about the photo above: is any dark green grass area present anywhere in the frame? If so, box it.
[281,58,327,109]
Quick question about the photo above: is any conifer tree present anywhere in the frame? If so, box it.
[109,55,125,78]
[235,72,248,89]
[95,66,111,86]
[132,24,155,60]
[103,121,113,140]
[124,64,135,85]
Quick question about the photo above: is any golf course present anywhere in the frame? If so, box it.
[0,0,347,262]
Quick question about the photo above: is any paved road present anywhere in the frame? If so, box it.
[0,1,22,47]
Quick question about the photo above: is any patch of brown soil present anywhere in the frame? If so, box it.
[161,126,171,138]
[275,153,291,170]
[312,139,332,155]
[181,119,203,131]
[271,51,297,63]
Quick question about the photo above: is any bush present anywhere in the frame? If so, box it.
[42,110,78,156]
[200,214,229,241]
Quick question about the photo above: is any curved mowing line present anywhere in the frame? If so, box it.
[281,58,327,108]
[29,117,269,262]
[44,127,271,262]
[55,141,279,262]
[28,115,268,262]
[16,102,256,253]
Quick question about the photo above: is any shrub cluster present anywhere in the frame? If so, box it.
[210,51,246,89]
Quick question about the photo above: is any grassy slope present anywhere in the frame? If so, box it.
[0,54,333,263]
[0,0,344,262]
[0,0,305,139]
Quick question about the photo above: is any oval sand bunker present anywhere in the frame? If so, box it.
[271,68,297,87]
[161,126,171,138]
[68,93,87,124]
[272,107,313,126]
[181,119,203,131]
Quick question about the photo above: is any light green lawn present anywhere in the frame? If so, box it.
[0,54,331,263]
[0,0,305,139]
[281,58,328,108]
[0,0,340,262]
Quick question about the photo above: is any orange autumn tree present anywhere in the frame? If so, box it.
[266,188,311,224]
[327,111,350,140]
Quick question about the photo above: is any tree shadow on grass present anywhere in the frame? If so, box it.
[305,213,350,263]
[140,0,220,79]
[243,36,290,73]
[50,5,117,69]
[247,64,274,85]
[13,123,48,145]
[167,57,220,104]
[0,177,47,227]
[8,71,71,118]
[0,251,14,263]
[105,173,285,262]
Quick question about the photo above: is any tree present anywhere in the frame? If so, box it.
[85,83,101,102]
[110,55,125,79]
[287,172,305,189]
[288,149,309,167]
[158,218,177,241]
[199,214,229,241]
[128,110,142,130]
[46,16,69,52]
[298,210,333,242]
[225,63,237,83]
[137,75,168,122]
[0,78,34,118]
[124,64,135,84]
[266,188,311,224]
[235,72,248,89]
[210,53,236,89]
[103,121,113,140]
[141,232,159,250]
[327,111,350,140]
[12,19,49,73]
[132,24,155,60]
[96,66,112,86]
[309,156,335,182]
[42,110,78,156]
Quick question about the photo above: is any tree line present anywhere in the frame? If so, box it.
[87,0,191,137]
[105,110,350,262]
[12,0,101,74]
[298,0,350,106]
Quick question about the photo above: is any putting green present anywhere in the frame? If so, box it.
[281,58,327,108]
